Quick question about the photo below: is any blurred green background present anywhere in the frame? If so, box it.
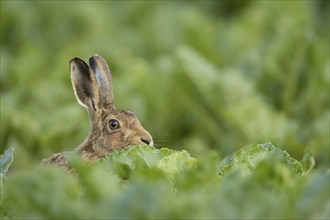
[1,1,329,171]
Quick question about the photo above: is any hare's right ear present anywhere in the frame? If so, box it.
[70,57,100,112]
[89,55,115,109]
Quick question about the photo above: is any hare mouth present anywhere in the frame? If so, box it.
[141,138,151,145]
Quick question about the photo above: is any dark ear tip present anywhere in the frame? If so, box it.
[89,54,107,65]
[70,57,84,66]
[70,57,89,72]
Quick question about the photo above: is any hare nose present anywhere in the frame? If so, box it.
[141,138,152,146]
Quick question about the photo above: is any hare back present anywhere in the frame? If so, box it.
[43,152,70,169]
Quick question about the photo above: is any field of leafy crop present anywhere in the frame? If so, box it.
[0,1,329,219]
[1,144,329,219]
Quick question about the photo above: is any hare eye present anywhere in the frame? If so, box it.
[109,119,120,130]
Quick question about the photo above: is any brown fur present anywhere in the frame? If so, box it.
[43,55,153,169]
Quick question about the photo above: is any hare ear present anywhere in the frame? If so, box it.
[70,57,100,112]
[89,55,115,109]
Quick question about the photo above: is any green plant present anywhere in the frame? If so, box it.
[1,144,329,219]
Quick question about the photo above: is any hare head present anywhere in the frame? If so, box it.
[70,55,153,160]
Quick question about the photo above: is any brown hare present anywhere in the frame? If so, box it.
[43,55,153,169]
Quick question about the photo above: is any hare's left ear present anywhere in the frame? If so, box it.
[89,55,115,109]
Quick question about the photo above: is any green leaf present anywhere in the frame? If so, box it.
[0,147,14,176]
[300,147,315,174]
[157,150,196,178]
[219,143,304,176]
[100,146,196,179]
[4,166,81,219]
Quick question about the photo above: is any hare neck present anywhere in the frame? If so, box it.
[75,132,109,161]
